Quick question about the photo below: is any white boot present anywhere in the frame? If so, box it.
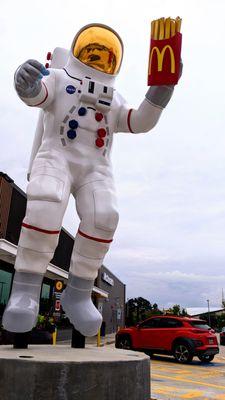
[2,271,43,332]
[61,274,102,337]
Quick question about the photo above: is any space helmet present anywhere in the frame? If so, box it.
[72,23,123,75]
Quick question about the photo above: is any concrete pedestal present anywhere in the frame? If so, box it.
[0,345,150,400]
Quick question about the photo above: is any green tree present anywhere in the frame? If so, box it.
[217,314,225,329]
[167,304,188,316]
[126,297,152,326]
[151,303,162,315]
[168,304,181,316]
[181,307,188,316]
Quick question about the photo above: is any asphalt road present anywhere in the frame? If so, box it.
[151,345,225,400]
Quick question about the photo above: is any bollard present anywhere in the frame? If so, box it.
[52,328,57,345]
[97,328,101,347]
[71,328,85,348]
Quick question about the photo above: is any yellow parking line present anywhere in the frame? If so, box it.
[180,391,205,399]
[173,370,193,375]
[153,388,205,399]
[155,366,191,374]
[153,385,181,393]
[152,373,225,390]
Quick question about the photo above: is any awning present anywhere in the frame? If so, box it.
[0,239,108,298]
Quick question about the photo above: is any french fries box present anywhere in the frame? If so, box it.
[148,32,182,86]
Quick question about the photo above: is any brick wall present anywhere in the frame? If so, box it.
[0,175,13,239]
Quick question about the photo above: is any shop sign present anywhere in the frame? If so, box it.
[55,280,64,292]
[102,272,114,286]
[55,299,61,311]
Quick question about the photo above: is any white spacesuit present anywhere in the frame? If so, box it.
[3,23,177,336]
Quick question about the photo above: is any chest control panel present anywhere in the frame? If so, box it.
[79,78,114,113]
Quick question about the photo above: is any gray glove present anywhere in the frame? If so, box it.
[14,59,49,98]
[146,60,183,108]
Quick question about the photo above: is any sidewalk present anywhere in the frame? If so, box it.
[86,332,116,347]
[57,332,116,347]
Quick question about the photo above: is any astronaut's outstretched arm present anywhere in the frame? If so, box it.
[116,85,174,134]
[117,60,183,134]
[14,59,55,108]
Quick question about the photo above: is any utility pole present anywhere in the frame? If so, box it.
[207,299,211,326]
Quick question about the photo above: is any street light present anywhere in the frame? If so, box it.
[207,299,211,326]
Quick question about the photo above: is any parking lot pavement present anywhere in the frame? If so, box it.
[151,349,225,400]
[218,349,225,360]
[217,340,225,358]
[57,337,225,399]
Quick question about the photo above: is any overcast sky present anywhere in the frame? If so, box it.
[1,0,225,309]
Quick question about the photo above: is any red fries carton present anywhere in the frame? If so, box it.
[148,19,182,86]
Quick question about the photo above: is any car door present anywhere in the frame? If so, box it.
[137,317,161,349]
[157,318,183,351]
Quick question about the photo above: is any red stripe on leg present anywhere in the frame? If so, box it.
[78,229,113,243]
[22,222,60,235]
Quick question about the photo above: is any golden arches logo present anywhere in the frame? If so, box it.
[149,45,175,75]
[55,281,63,291]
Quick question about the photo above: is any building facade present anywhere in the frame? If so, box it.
[96,265,126,334]
[0,172,125,334]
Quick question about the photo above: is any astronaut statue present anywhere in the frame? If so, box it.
[3,23,180,336]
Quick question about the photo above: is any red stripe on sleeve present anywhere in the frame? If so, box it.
[127,109,134,133]
[31,82,48,107]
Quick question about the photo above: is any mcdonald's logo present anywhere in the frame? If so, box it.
[55,280,63,292]
[149,45,175,75]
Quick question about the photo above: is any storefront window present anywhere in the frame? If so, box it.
[0,268,12,314]
[40,282,52,314]
[41,283,50,300]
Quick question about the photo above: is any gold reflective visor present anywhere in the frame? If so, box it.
[73,25,123,75]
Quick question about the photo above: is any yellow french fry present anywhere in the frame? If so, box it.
[175,17,182,33]
[165,17,171,39]
[159,18,165,40]
[154,19,159,40]
[170,19,176,37]
[151,20,155,39]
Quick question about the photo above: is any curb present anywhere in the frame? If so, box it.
[100,339,115,347]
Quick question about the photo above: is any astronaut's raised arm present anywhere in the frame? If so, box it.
[14,59,55,109]
[116,85,174,134]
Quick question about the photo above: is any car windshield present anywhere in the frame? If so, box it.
[222,327,225,332]
[189,320,211,330]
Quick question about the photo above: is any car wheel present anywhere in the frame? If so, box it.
[198,354,214,363]
[173,342,193,364]
[116,335,132,350]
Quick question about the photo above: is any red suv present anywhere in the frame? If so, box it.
[115,316,219,363]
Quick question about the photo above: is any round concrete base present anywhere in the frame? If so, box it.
[0,345,150,400]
